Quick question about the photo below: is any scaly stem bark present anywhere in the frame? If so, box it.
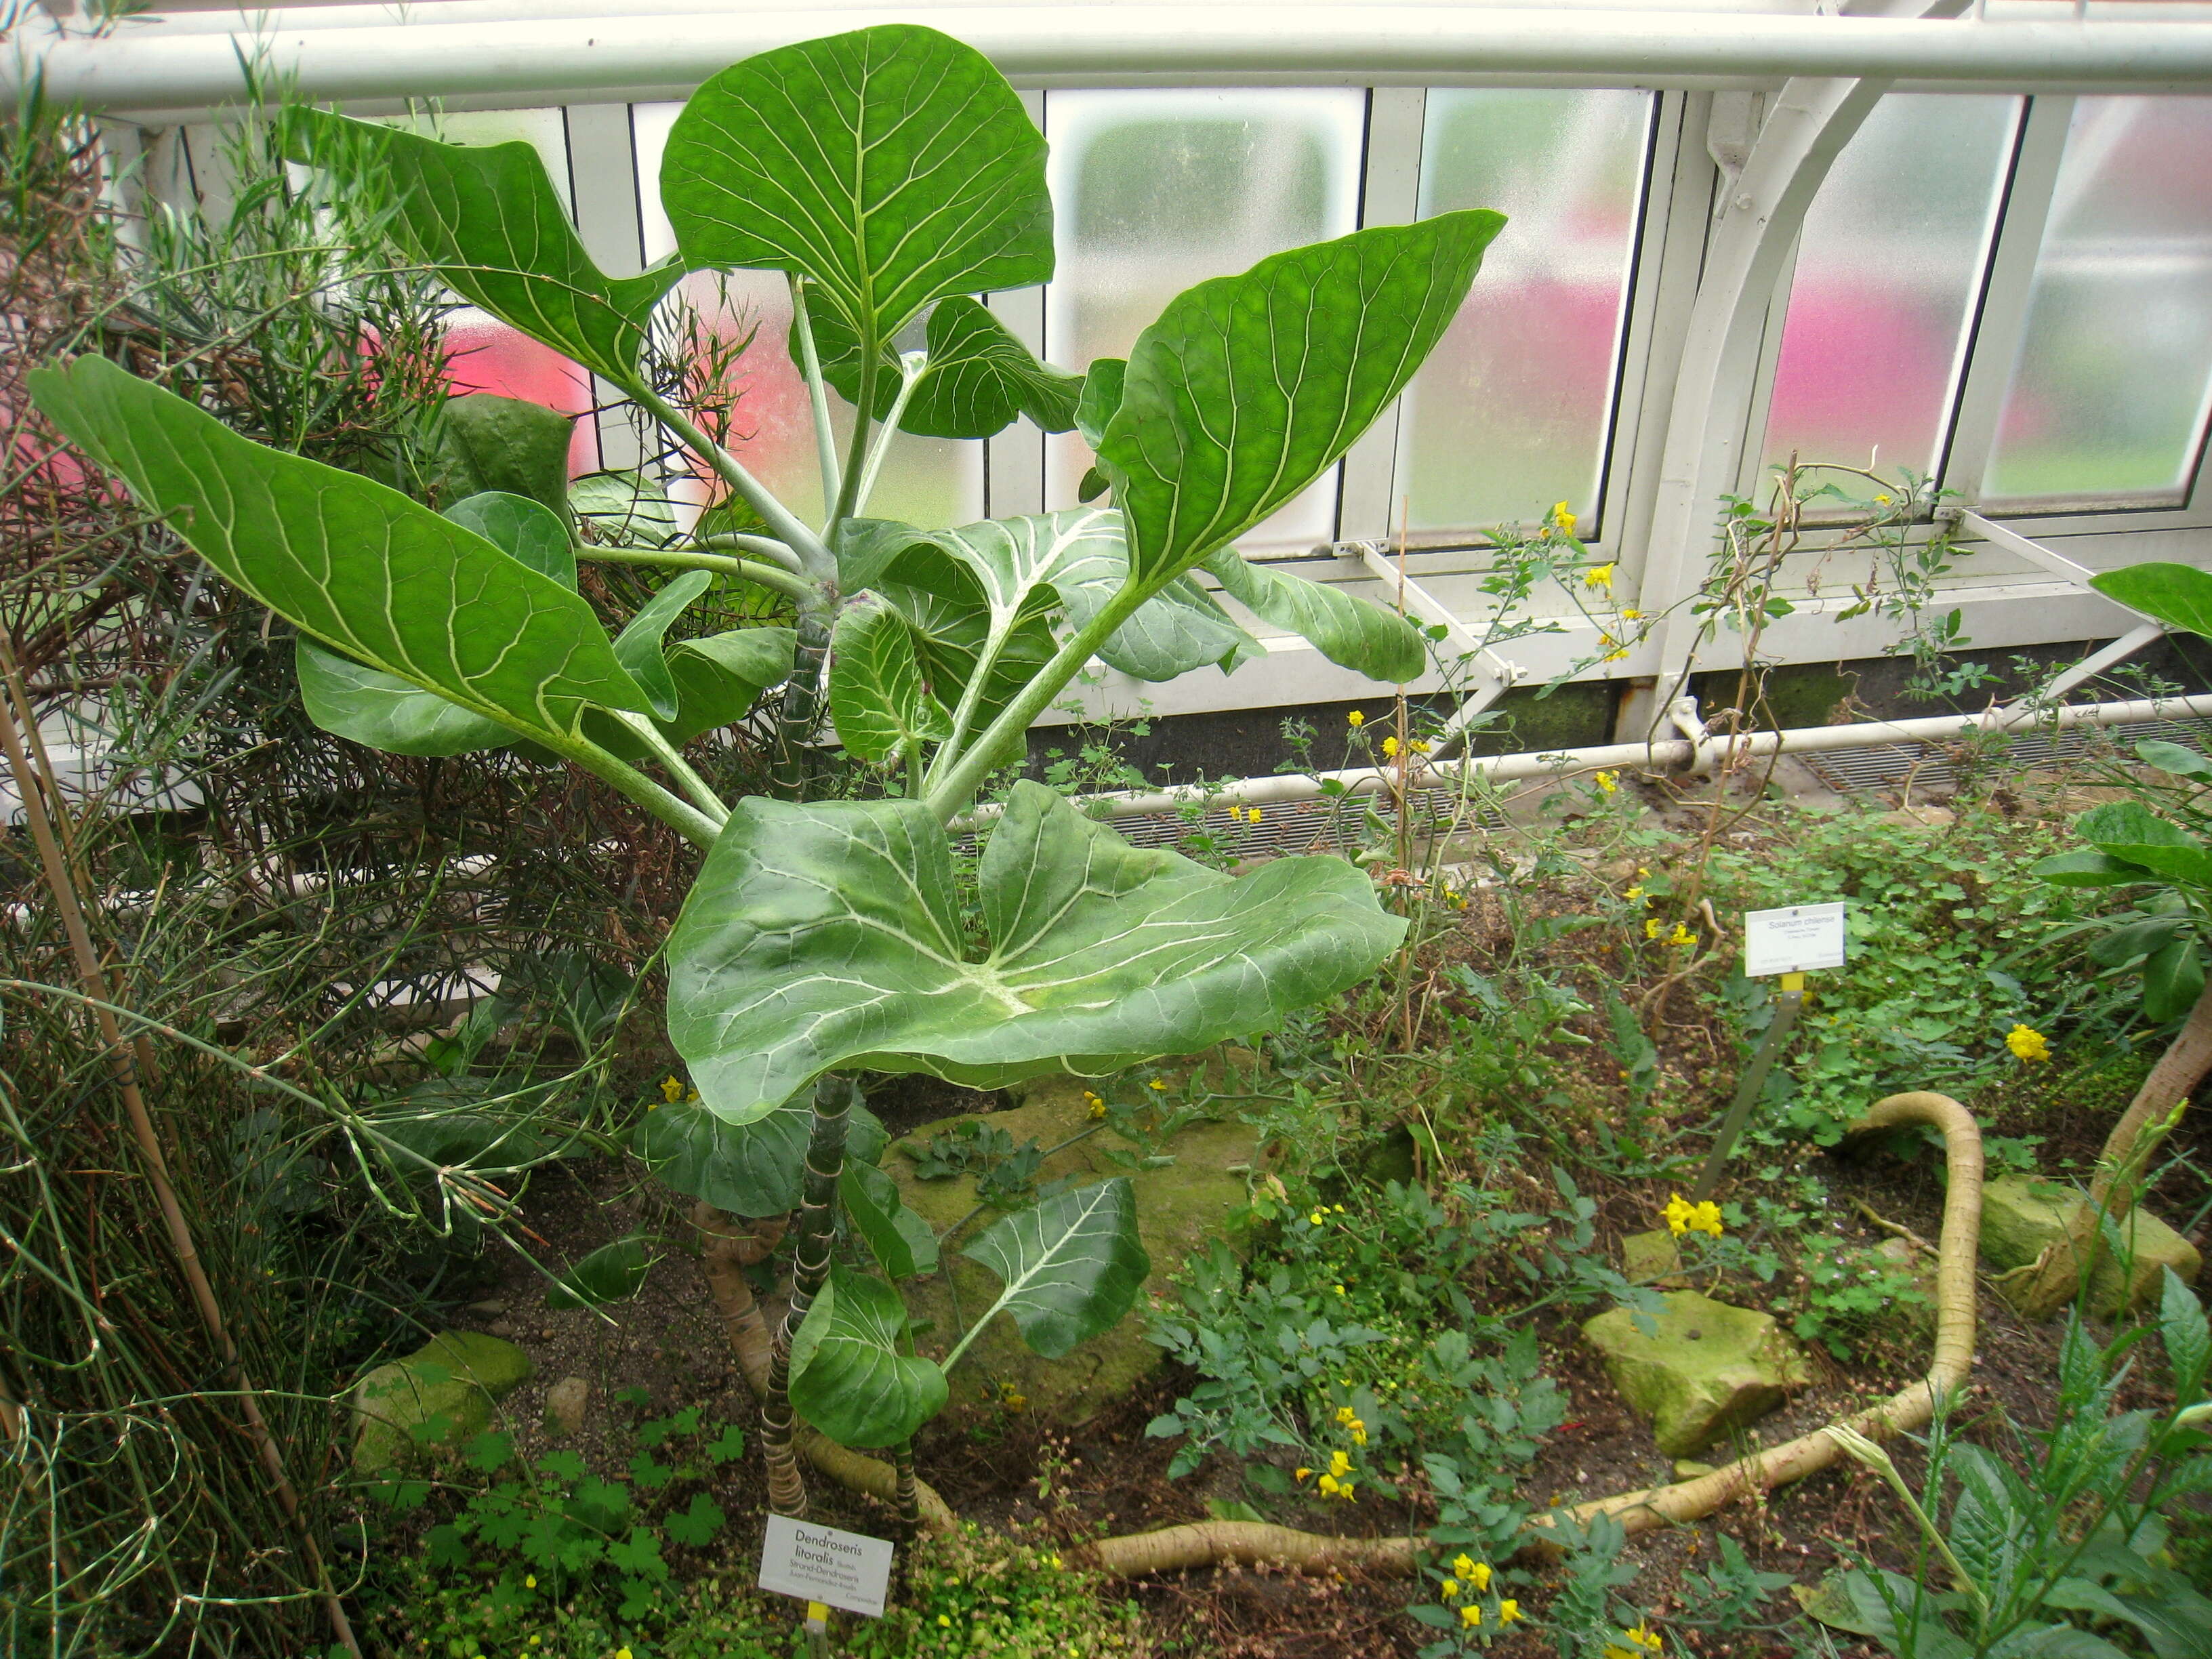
[759,1073,857,1517]
[773,609,834,802]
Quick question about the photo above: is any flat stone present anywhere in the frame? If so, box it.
[352,1332,533,1473]
[889,1073,1260,1427]
[1581,1291,1811,1458]
[1980,1173,2200,1317]
[543,1376,590,1437]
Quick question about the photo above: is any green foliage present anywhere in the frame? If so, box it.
[788,1264,947,1446]
[959,1178,1151,1359]
[1790,1234,1929,1361]
[840,1526,1145,1658]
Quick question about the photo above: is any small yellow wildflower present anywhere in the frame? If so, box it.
[1461,1603,1483,1628]
[1329,1449,1353,1477]
[1295,1467,1313,1481]
[1644,918,1662,941]
[1333,1204,1345,1214]
[1351,1423,1367,1444]
[1663,1192,1724,1238]
[1084,1090,1106,1119]
[1336,1479,1356,1500]
[660,1076,684,1103]
[1334,1283,1348,1296]
[1382,735,1401,759]
[1347,708,1366,728]
[1149,1078,1168,1091]
[1600,634,1629,663]
[1452,1554,1479,1580]
[1246,804,1265,823]
[1411,738,1432,754]
[1467,1561,1492,1593]
[1875,493,1893,506]
[939,1614,954,1628]
[1626,885,1645,902]
[1555,502,1579,535]
[1622,607,1643,620]
[1500,1599,1521,1624]
[1318,1473,1342,1496]
[1049,1553,1064,1570]
[525,1576,537,1589]
[1441,1578,1460,1599]
[1595,769,1619,796]
[2006,1024,2051,1063]
[1310,1209,1328,1225]
[1584,562,1613,592]
[1665,922,1696,947]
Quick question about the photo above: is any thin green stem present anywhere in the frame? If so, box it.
[578,544,813,605]
[606,710,730,823]
[789,274,843,512]
[849,352,926,521]
[529,723,723,847]
[827,335,879,537]
[619,377,835,582]
[690,531,804,574]
[924,578,1157,823]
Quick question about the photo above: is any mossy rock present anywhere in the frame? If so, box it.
[1980,1174,2200,1317]
[888,1075,1260,1427]
[352,1331,533,1473]
[1581,1291,1810,1457]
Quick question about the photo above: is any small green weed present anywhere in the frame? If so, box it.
[841,1525,1145,1659]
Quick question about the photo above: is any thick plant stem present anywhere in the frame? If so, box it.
[0,669,363,1656]
[1078,1091,1984,1580]
[894,1440,922,1536]
[2011,975,2212,1321]
[759,1074,857,1517]
[697,1205,957,1534]
[773,609,834,802]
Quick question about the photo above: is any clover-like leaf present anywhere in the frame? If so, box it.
[961,1177,1149,1359]
[667,779,1405,1123]
[841,1160,939,1279]
[830,591,952,762]
[810,296,1083,439]
[663,24,1051,351]
[30,359,649,747]
[1202,549,1428,682]
[634,1096,887,1217]
[788,1265,948,1447]
[1099,211,1504,586]
[284,110,680,381]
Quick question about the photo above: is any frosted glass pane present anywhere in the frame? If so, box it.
[1042,89,1366,549]
[1396,89,1650,537]
[1986,96,2212,502]
[374,108,571,215]
[1762,96,2016,485]
[630,106,984,531]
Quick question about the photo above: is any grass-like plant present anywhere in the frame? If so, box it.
[29,22,1503,1522]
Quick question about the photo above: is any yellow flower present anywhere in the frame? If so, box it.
[1875,493,1893,506]
[2006,1024,2051,1063]
[1622,607,1643,620]
[1084,1090,1106,1118]
[525,1575,537,1589]
[1441,1578,1460,1599]
[1295,1467,1313,1481]
[939,1614,954,1627]
[1333,1204,1345,1214]
[1329,1450,1352,1477]
[1411,739,1432,755]
[1347,709,1365,727]
[1149,1078,1168,1091]
[1310,1209,1328,1225]
[1334,1406,1356,1426]
[1499,1599,1521,1624]
[617,1650,634,1659]
[1665,922,1696,947]
[1335,1479,1356,1500]
[1452,1554,1479,1580]
[1049,1553,1064,1570]
[1595,769,1618,796]
[1555,502,1579,535]
[1600,634,1629,663]
[1626,885,1645,902]
[1246,805,1265,823]
[660,1076,684,1103]
[1644,918,1662,941]
[1467,1561,1492,1592]
[1351,1425,1368,1444]
[1382,735,1401,759]
[1664,1193,1693,1237]
[1584,561,1613,591]
[1663,1193,1722,1237]
[1461,1603,1483,1628]
[1334,1283,1347,1296]
[1318,1473,1341,1496]
[1000,1382,1028,1412]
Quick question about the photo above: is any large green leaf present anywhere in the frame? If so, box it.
[2076,802,2212,886]
[1098,211,1504,585]
[632,1096,888,1217]
[961,1178,1149,1359]
[284,110,680,381]
[661,628,797,747]
[829,591,951,762]
[1203,550,1428,682]
[572,470,682,548]
[840,1160,939,1279]
[662,24,1052,350]
[2033,850,2157,888]
[432,394,576,518]
[811,297,1083,439]
[545,1233,655,1309]
[788,1265,947,1448]
[2091,562,2212,638]
[30,359,649,746]
[297,641,509,758]
[666,779,1405,1123]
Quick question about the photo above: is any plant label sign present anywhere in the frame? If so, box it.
[1743,903,1847,977]
[758,1515,893,1618]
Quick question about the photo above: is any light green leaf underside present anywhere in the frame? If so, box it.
[631,1096,889,1218]
[830,591,952,762]
[29,358,649,745]
[962,1178,1150,1359]
[284,108,681,381]
[1202,549,1428,683]
[811,296,1082,439]
[789,1265,947,1448]
[1073,357,1125,450]
[666,779,1406,1124]
[662,24,1052,344]
[1100,211,1505,585]
[841,1160,939,1279]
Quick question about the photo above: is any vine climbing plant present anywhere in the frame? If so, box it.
[30,23,1504,1527]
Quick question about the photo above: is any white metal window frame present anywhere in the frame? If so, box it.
[35,1,2212,731]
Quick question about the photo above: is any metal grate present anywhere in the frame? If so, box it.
[962,785,1501,862]
[1800,716,2212,796]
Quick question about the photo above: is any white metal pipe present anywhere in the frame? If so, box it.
[16,8,2212,121]
[1062,690,2212,822]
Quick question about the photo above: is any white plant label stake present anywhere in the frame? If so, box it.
[1689,903,1849,1202]
[758,1515,894,1619]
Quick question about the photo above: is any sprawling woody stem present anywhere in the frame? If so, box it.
[758,1072,857,1516]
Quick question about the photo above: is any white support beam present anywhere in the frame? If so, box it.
[16,7,2212,122]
